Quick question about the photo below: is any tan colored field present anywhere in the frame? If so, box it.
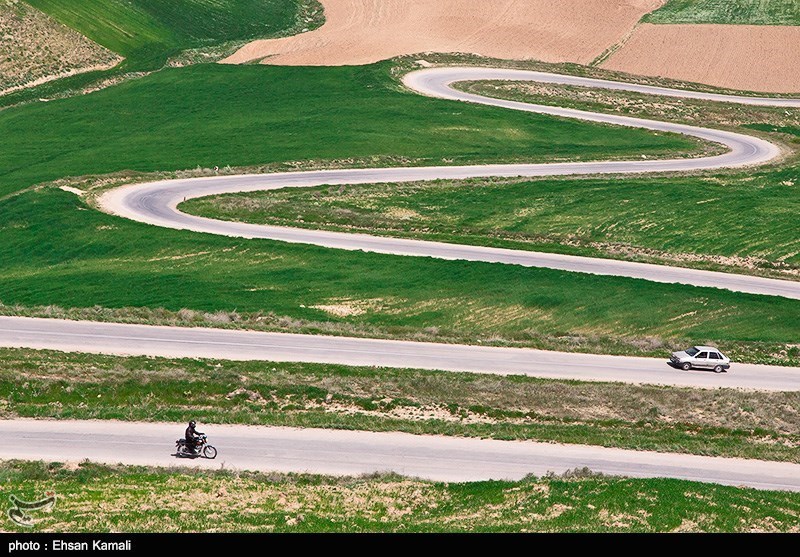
[603,23,800,93]
[0,1,121,96]
[222,0,663,66]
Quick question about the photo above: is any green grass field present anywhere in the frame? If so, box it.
[3,348,798,462]
[644,0,800,25]
[183,165,800,277]
[181,71,800,279]
[0,62,796,361]
[3,188,800,363]
[0,63,701,199]
[3,461,798,532]
[25,0,323,68]
[0,1,322,108]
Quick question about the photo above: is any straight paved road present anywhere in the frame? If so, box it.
[2,317,799,391]
[2,419,799,491]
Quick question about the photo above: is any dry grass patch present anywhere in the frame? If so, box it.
[0,1,121,95]
[309,298,392,318]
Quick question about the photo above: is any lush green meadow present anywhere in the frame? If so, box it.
[644,0,800,25]
[2,348,798,462]
[0,1,321,108]
[0,62,700,198]
[25,0,322,68]
[3,187,800,362]
[0,60,795,362]
[3,461,798,532]
[182,67,800,279]
[0,61,796,360]
[184,165,800,277]
[2,6,798,534]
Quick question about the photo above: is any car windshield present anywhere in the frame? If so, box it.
[685,347,700,356]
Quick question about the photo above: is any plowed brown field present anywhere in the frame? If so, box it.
[221,0,663,66]
[603,23,800,93]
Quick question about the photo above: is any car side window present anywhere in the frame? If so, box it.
[696,352,708,359]
[710,352,720,359]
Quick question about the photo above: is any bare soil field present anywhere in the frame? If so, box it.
[0,1,121,96]
[603,23,800,93]
[222,0,663,66]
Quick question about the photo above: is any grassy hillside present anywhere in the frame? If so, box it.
[644,0,800,25]
[4,461,799,532]
[25,0,323,68]
[183,165,800,277]
[0,63,700,199]
[3,348,798,462]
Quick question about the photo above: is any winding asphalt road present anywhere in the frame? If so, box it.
[3,420,800,491]
[97,67,800,299]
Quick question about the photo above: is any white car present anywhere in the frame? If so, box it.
[669,346,730,373]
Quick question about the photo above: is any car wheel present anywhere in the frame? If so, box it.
[681,362,691,371]
[713,365,723,373]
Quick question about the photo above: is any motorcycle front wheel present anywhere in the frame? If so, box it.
[203,445,217,459]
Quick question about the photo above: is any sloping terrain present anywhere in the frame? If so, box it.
[26,0,322,69]
[222,0,663,66]
[1,0,799,527]
[0,1,120,95]
[605,0,800,93]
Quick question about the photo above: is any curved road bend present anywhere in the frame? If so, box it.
[2,420,799,491]
[3,317,799,391]
[98,68,800,300]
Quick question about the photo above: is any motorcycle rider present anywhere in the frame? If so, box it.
[184,420,204,455]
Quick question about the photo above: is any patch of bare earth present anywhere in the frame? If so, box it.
[598,508,652,529]
[304,397,498,425]
[221,0,663,66]
[0,0,122,95]
[309,297,393,317]
[602,23,800,94]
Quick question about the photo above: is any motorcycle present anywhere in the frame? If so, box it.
[175,434,217,459]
